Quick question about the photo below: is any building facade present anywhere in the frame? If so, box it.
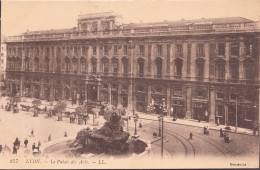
[0,35,7,96]
[5,12,260,128]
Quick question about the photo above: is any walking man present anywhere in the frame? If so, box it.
[32,143,36,151]
[188,132,193,140]
[64,132,67,137]
[24,138,28,148]
[31,130,34,137]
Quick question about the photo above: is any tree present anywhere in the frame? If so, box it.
[54,101,67,121]
[75,105,88,115]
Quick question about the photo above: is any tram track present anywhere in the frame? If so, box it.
[143,122,195,159]
[142,121,229,159]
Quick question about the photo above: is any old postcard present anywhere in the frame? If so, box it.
[0,0,259,169]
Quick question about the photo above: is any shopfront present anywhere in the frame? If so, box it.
[171,96,185,118]
[192,98,208,121]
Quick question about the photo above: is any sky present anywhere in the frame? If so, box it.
[1,0,260,36]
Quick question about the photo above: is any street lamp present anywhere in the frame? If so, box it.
[133,114,139,135]
[158,116,162,137]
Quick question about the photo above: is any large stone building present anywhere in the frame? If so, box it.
[5,12,260,128]
[0,35,7,96]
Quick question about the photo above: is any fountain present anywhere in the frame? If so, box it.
[42,107,151,159]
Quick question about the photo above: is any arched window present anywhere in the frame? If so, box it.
[215,59,226,81]
[112,57,118,74]
[80,57,87,73]
[72,57,78,72]
[196,58,205,78]
[244,59,254,80]
[34,57,39,71]
[137,58,144,76]
[102,57,109,74]
[230,58,239,81]
[24,57,29,71]
[65,57,70,71]
[155,57,163,77]
[45,57,49,72]
[175,58,183,77]
[122,57,128,75]
[91,57,97,74]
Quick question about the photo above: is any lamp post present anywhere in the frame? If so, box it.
[158,116,162,137]
[133,114,139,135]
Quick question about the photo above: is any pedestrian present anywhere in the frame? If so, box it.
[13,146,17,155]
[38,141,41,148]
[32,143,36,151]
[64,132,67,137]
[0,144,2,154]
[220,128,223,137]
[24,138,28,148]
[48,134,51,141]
[31,130,34,137]
[188,132,193,140]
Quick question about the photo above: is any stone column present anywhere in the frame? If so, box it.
[61,78,64,100]
[170,44,175,79]
[108,81,112,107]
[118,45,123,75]
[183,43,188,80]
[204,43,210,82]
[239,61,244,80]
[224,104,228,126]
[129,44,135,77]
[50,77,54,101]
[151,44,155,77]
[225,42,230,80]
[20,75,23,97]
[162,44,167,77]
[96,46,100,75]
[117,83,122,108]
[167,84,171,116]
[128,80,133,110]
[186,84,192,119]
[209,86,216,123]
[40,77,44,99]
[190,42,196,81]
[147,84,152,106]
[88,46,92,73]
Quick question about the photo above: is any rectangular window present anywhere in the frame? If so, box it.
[93,46,97,55]
[104,46,109,55]
[231,43,239,56]
[176,44,183,55]
[218,43,225,56]
[157,45,162,55]
[245,43,253,56]
[114,45,118,55]
[124,45,128,55]
[139,45,144,54]
[74,46,78,56]
[196,44,204,56]
[82,46,86,55]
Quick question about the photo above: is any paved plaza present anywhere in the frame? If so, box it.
[0,97,259,164]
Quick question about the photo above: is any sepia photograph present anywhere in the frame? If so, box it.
[0,0,259,169]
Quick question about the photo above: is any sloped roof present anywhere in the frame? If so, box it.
[123,17,254,29]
